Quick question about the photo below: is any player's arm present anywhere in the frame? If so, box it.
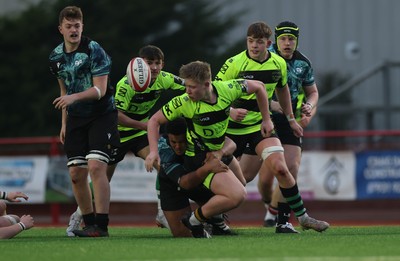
[117,110,147,131]
[0,223,25,239]
[56,79,67,144]
[275,84,303,137]
[0,215,34,239]
[145,110,169,172]
[207,136,236,160]
[299,83,319,127]
[179,157,228,190]
[75,74,108,101]
[301,83,319,117]
[245,79,274,137]
[221,136,236,156]
[1,191,28,202]
[53,75,108,110]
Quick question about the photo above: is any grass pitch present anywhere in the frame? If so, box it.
[1,226,400,261]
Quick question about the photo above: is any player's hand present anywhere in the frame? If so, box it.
[260,119,274,138]
[145,151,160,172]
[289,120,303,138]
[20,215,34,230]
[53,95,76,110]
[301,102,313,117]
[298,113,311,128]
[230,108,248,122]
[204,157,228,174]
[6,191,28,202]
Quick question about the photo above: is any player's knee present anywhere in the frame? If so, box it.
[4,214,19,224]
[230,186,247,208]
[69,167,88,184]
[86,151,109,164]
[273,162,290,179]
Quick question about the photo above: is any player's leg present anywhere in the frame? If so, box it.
[185,170,246,234]
[257,162,276,227]
[155,178,170,229]
[239,154,263,183]
[159,172,192,237]
[63,117,94,236]
[206,169,246,214]
[0,201,20,227]
[66,162,117,237]
[137,144,170,229]
[88,159,110,212]
[262,144,301,227]
[256,138,329,232]
[164,208,192,237]
[228,156,246,186]
[73,111,119,237]
[271,144,301,232]
[68,165,93,228]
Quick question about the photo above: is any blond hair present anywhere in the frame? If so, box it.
[179,61,211,83]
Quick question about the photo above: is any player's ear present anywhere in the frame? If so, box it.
[266,39,272,48]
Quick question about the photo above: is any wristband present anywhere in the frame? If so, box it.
[18,222,26,231]
[306,102,314,110]
[286,113,295,122]
[1,191,7,200]
[93,86,102,100]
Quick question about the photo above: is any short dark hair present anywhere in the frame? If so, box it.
[165,117,187,135]
[247,22,272,39]
[59,6,83,25]
[139,45,164,61]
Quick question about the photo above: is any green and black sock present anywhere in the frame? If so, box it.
[279,184,306,218]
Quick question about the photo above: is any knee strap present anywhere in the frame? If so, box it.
[86,150,110,164]
[4,215,17,224]
[261,146,284,160]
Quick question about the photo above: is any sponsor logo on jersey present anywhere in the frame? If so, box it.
[271,71,282,82]
[295,67,303,74]
[218,63,229,75]
[198,116,210,122]
[171,98,183,109]
[75,59,83,66]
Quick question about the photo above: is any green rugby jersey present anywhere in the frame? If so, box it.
[161,79,248,155]
[115,71,185,143]
[215,50,288,135]
[49,36,115,118]
[270,45,315,121]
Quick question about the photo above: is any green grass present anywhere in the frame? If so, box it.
[1,226,400,261]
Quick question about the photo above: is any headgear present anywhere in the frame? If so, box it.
[275,21,299,50]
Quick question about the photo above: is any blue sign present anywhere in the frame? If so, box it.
[0,160,34,187]
[356,151,400,199]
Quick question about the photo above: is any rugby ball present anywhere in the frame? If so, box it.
[126,57,151,92]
